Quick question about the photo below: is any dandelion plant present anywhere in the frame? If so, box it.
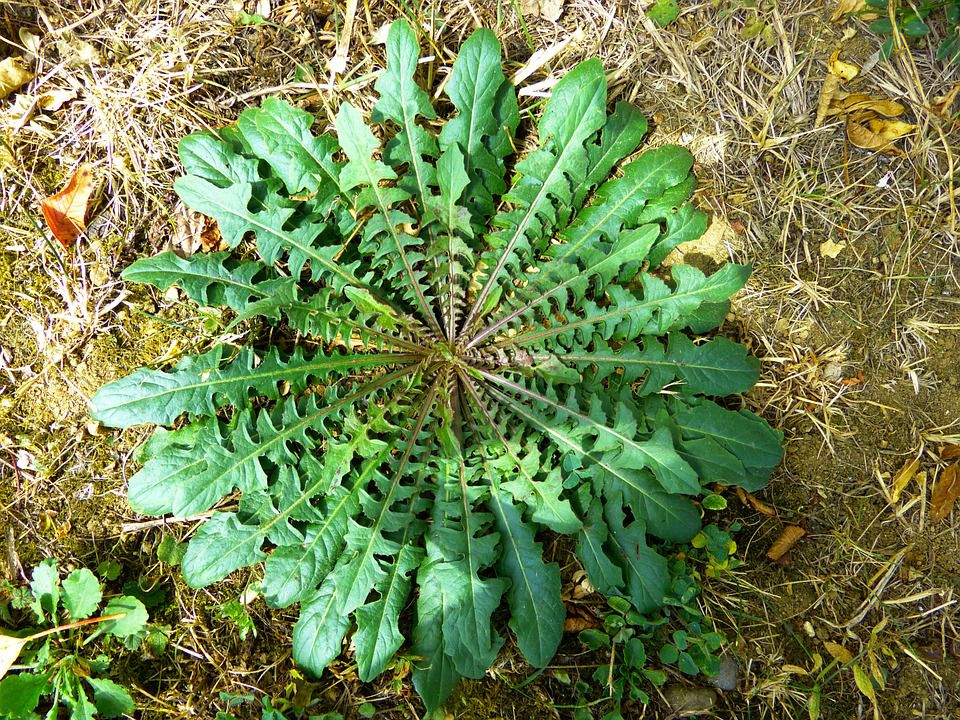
[90,20,782,710]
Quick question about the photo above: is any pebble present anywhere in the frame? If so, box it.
[664,685,717,715]
[706,656,739,691]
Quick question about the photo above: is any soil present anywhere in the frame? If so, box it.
[2,1,959,719]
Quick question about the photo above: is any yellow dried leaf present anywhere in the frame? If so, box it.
[815,74,841,128]
[852,663,877,703]
[823,641,853,664]
[890,456,920,503]
[846,114,912,152]
[828,49,859,82]
[831,0,865,22]
[819,239,846,258]
[0,57,33,100]
[825,93,906,118]
[932,84,960,119]
[866,117,916,140]
[18,29,42,59]
[37,89,77,111]
[0,93,38,133]
[931,463,960,522]
[783,664,809,675]
[0,633,29,679]
[767,525,806,561]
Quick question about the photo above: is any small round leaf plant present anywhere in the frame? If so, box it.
[90,20,783,711]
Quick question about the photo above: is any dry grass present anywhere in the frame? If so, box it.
[1,0,959,718]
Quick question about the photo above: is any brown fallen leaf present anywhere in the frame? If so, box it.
[890,455,921,503]
[840,369,866,386]
[932,84,960,120]
[941,444,960,461]
[564,614,602,632]
[931,463,960,523]
[846,112,914,153]
[815,74,841,128]
[562,602,601,632]
[823,640,854,664]
[40,164,97,248]
[767,525,806,562]
[0,57,33,100]
[824,92,906,118]
[736,487,777,516]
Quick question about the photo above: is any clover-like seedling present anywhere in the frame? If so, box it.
[90,20,782,710]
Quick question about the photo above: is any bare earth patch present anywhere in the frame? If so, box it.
[1,1,958,718]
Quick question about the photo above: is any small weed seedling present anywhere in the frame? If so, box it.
[90,19,783,710]
[0,559,149,720]
[216,690,343,720]
[575,524,734,718]
[854,0,960,62]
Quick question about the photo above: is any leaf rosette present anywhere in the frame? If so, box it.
[90,20,783,711]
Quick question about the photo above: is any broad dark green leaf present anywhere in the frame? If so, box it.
[61,569,101,620]
[0,672,46,717]
[86,678,136,718]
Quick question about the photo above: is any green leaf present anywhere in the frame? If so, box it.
[178,132,260,186]
[86,678,135,718]
[463,58,608,334]
[658,644,679,664]
[502,263,752,351]
[647,0,680,26]
[373,20,438,205]
[237,98,344,201]
[292,580,351,676]
[555,334,759,396]
[702,494,727,511]
[0,672,46,717]
[671,397,784,485]
[604,494,669,612]
[182,513,267,587]
[488,489,564,667]
[354,544,422,681]
[576,500,624,594]
[29,559,59,619]
[439,27,516,224]
[121,251,266,310]
[411,575,462,712]
[66,684,97,720]
[335,101,443,337]
[102,596,149,638]
[157,536,187,566]
[91,345,413,428]
[61,569,101,620]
